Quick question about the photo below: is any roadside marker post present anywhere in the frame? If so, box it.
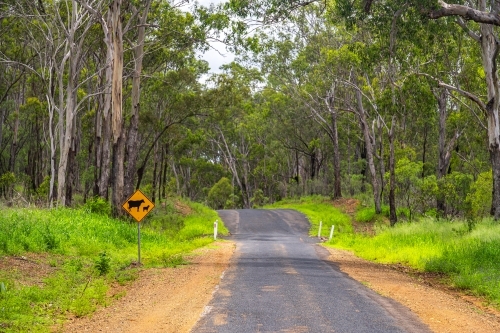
[329,225,335,241]
[318,221,322,238]
[122,189,155,265]
[214,220,218,240]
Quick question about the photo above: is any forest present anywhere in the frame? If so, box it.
[1,0,499,223]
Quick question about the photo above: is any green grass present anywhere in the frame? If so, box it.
[265,195,352,236]
[329,218,500,307]
[0,198,227,332]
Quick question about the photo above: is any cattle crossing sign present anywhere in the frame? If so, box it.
[122,189,155,222]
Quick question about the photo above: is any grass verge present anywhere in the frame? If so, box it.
[265,195,352,237]
[0,197,227,332]
[328,218,500,306]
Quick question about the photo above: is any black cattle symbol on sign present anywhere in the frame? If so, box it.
[127,199,145,212]
[143,205,150,212]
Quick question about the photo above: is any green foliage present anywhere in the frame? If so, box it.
[355,207,377,223]
[390,157,422,220]
[83,197,111,216]
[329,218,500,306]
[207,177,234,209]
[438,172,474,216]
[467,171,492,217]
[251,189,268,207]
[0,172,16,187]
[94,252,111,276]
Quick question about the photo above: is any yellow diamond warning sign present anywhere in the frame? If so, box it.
[122,189,155,222]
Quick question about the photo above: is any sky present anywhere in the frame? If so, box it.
[184,0,235,75]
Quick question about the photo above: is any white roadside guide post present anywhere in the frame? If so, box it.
[318,221,322,238]
[214,220,218,240]
[329,225,335,241]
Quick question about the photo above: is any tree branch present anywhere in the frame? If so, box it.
[429,1,500,26]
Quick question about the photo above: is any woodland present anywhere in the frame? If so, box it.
[1,0,500,223]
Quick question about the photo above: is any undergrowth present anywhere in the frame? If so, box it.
[0,197,227,332]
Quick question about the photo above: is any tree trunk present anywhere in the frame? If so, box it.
[389,117,397,226]
[152,141,159,203]
[331,108,342,199]
[8,104,19,173]
[109,0,124,216]
[435,88,451,215]
[111,134,125,216]
[479,20,500,218]
[355,85,381,213]
[124,1,151,198]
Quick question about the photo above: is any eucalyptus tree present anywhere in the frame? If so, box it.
[204,63,266,208]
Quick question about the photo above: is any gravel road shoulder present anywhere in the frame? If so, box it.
[61,241,234,333]
[324,246,500,333]
[59,240,500,333]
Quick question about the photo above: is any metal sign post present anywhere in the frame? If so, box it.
[122,189,155,265]
[138,223,141,264]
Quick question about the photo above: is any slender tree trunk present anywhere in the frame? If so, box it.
[356,86,381,213]
[435,88,449,215]
[152,141,159,203]
[8,104,19,173]
[111,135,125,216]
[98,111,112,199]
[389,117,397,226]
[332,114,342,199]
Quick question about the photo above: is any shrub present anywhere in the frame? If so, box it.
[94,252,111,276]
[251,189,268,207]
[207,177,233,209]
[83,196,111,216]
[467,170,492,218]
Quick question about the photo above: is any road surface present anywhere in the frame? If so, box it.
[192,209,430,333]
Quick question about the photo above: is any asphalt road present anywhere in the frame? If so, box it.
[192,209,430,333]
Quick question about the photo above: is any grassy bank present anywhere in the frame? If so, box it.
[265,196,353,236]
[0,198,227,332]
[330,218,500,306]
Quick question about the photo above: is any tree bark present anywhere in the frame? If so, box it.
[124,1,152,198]
[389,116,397,226]
[355,84,381,214]
[434,88,460,216]
[479,17,500,218]
[109,0,124,216]
[331,109,342,199]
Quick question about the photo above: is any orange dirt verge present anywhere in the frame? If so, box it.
[60,241,234,333]
[324,246,500,333]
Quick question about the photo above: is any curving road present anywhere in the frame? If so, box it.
[192,209,430,333]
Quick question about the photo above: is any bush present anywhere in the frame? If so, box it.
[438,172,473,216]
[207,177,233,209]
[251,189,268,207]
[467,171,492,218]
[83,196,111,216]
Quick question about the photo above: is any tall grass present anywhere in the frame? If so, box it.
[330,218,500,306]
[0,199,226,332]
[265,196,352,236]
